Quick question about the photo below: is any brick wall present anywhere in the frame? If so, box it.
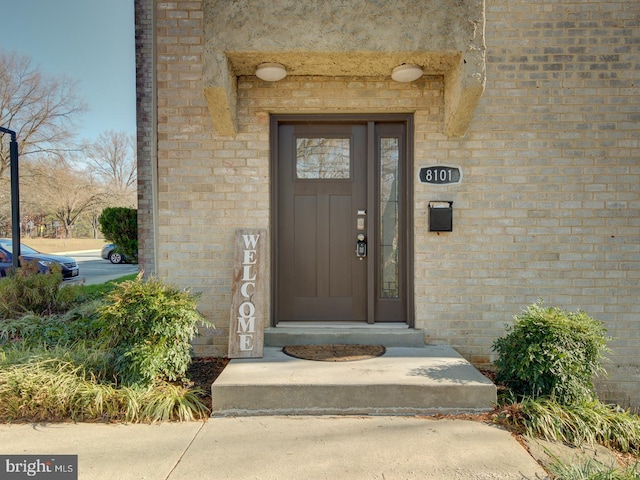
[135,0,156,275]
[420,0,639,406]
[139,0,639,406]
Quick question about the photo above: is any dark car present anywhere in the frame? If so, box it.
[0,238,79,279]
[101,243,129,264]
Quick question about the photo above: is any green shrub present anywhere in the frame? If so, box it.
[0,262,82,319]
[98,207,138,262]
[492,302,609,404]
[99,274,210,387]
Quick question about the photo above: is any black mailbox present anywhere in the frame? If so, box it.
[429,201,453,232]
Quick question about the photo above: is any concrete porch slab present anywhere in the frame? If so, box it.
[211,346,497,416]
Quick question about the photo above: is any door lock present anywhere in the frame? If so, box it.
[355,234,367,260]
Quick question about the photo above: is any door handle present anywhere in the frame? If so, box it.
[355,234,367,260]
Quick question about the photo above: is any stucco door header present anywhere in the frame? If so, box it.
[202,0,486,137]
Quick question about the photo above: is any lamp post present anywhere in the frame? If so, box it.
[0,126,20,269]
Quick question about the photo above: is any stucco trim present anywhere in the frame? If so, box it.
[444,51,486,137]
[202,0,485,138]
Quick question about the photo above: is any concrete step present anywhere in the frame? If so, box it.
[211,346,497,416]
[264,324,426,347]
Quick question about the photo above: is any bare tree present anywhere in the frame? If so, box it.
[22,157,105,238]
[0,50,87,179]
[84,130,137,206]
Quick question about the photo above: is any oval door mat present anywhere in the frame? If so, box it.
[283,344,386,362]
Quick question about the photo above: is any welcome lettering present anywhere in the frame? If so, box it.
[228,230,265,358]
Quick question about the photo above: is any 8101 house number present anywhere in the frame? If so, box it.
[419,166,461,185]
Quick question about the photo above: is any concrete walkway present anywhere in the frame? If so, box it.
[0,416,550,479]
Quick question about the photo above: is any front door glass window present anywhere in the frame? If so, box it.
[296,138,351,179]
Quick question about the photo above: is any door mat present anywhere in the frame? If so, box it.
[283,344,386,362]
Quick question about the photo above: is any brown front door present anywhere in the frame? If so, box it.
[274,117,411,324]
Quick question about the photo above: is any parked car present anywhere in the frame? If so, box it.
[0,238,79,279]
[101,243,129,264]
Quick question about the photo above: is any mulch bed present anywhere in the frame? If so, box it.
[187,357,229,411]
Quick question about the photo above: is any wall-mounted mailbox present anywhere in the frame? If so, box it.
[429,201,453,232]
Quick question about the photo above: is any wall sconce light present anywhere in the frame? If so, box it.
[391,64,423,82]
[256,63,287,82]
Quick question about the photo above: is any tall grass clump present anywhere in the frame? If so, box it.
[99,274,210,387]
[0,300,105,348]
[0,354,207,422]
[549,457,640,480]
[0,262,83,319]
[514,397,640,454]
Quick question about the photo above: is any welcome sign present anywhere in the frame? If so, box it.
[228,229,266,358]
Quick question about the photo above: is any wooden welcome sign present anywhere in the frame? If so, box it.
[228,229,266,358]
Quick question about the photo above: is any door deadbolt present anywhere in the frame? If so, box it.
[356,234,367,260]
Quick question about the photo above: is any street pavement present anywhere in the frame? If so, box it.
[64,250,138,285]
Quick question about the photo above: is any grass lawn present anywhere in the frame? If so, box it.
[18,237,108,254]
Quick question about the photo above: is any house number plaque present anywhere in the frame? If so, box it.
[419,166,461,185]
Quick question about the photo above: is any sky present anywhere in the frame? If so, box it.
[0,0,136,142]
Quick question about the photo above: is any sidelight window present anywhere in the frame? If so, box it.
[379,137,399,299]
